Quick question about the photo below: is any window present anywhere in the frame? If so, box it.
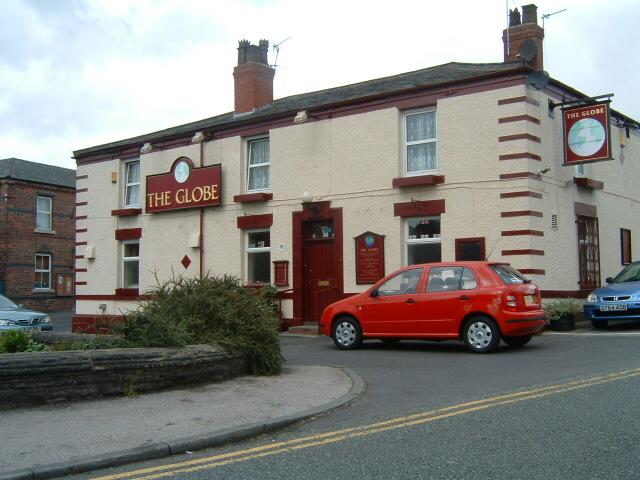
[404,109,437,174]
[455,237,486,261]
[405,216,441,265]
[246,230,270,283]
[36,195,52,230]
[124,160,140,207]
[490,264,529,285]
[621,229,632,265]
[35,254,51,289]
[426,266,477,292]
[247,137,270,191]
[377,268,424,297]
[122,241,140,289]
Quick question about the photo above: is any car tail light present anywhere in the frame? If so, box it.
[504,293,519,311]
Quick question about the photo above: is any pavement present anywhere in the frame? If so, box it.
[0,364,365,480]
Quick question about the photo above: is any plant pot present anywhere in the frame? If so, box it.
[549,314,575,331]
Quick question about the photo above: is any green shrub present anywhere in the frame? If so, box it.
[120,274,283,375]
[543,299,581,321]
[0,330,32,353]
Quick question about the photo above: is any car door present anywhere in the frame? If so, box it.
[360,267,425,336]
[420,266,477,336]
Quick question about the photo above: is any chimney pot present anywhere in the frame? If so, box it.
[521,4,538,24]
[509,8,521,27]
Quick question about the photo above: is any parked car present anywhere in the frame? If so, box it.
[319,262,546,353]
[583,261,640,329]
[0,294,52,332]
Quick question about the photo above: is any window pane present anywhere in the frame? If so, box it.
[377,268,423,296]
[427,267,462,292]
[125,184,139,206]
[126,162,140,183]
[35,272,50,289]
[37,212,51,229]
[124,243,139,258]
[408,217,440,239]
[248,231,270,248]
[37,196,51,212]
[248,165,269,190]
[407,143,437,172]
[458,240,483,260]
[406,112,436,142]
[123,261,139,288]
[461,268,478,290]
[248,251,270,283]
[249,139,269,165]
[408,243,441,265]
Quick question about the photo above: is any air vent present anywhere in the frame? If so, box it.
[551,213,558,229]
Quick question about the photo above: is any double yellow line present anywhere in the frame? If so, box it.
[97,368,640,480]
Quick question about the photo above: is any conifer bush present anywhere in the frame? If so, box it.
[121,274,283,375]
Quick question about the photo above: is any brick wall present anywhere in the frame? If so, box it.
[0,179,75,311]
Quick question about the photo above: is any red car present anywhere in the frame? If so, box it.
[319,262,546,353]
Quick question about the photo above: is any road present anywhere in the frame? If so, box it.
[74,328,640,480]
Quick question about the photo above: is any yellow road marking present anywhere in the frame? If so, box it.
[94,368,640,480]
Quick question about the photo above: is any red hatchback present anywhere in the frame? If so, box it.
[319,262,546,353]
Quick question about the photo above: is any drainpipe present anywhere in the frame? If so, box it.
[199,140,204,277]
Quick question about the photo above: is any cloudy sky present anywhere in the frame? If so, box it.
[1,0,638,170]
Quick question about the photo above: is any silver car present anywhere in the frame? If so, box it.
[0,294,52,331]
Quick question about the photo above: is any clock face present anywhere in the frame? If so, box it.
[174,161,190,183]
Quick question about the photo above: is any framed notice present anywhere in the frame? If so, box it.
[563,102,612,165]
[355,231,385,284]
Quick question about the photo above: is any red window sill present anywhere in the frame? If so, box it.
[392,175,445,188]
[573,177,604,190]
[115,288,139,298]
[233,192,273,203]
[112,208,142,217]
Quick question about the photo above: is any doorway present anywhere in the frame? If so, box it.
[577,215,601,289]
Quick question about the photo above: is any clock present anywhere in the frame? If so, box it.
[174,160,190,183]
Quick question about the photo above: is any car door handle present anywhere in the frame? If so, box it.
[406,298,416,304]
[458,295,472,301]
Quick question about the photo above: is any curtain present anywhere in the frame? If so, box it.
[406,112,436,172]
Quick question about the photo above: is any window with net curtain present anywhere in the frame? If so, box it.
[405,110,437,174]
[247,137,270,191]
[124,160,140,207]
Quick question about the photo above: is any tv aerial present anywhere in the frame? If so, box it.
[271,36,291,69]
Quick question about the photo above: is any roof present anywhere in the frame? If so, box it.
[73,61,522,158]
[0,158,76,189]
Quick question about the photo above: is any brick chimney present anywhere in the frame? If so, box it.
[233,39,275,114]
[502,4,544,71]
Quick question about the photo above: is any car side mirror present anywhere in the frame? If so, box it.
[605,277,614,284]
[370,288,379,298]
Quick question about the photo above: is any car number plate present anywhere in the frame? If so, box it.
[600,304,628,311]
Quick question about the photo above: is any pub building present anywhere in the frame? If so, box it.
[72,5,639,333]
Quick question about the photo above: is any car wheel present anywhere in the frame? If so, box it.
[502,335,532,347]
[463,317,501,353]
[332,317,363,350]
[591,320,608,330]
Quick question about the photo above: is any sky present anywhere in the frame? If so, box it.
[1,0,638,170]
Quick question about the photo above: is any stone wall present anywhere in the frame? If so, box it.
[0,344,247,409]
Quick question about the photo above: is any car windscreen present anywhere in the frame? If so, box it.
[612,263,640,283]
[489,264,530,285]
[0,295,17,309]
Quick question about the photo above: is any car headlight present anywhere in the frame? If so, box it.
[41,315,50,323]
[586,293,597,303]
[0,319,16,326]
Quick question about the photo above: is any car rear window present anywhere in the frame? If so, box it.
[489,265,530,285]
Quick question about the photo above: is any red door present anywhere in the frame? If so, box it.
[304,222,340,324]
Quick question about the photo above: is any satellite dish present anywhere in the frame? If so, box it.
[518,39,538,64]
[527,70,550,90]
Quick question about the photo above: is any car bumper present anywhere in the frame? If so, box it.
[0,325,51,332]
[583,304,640,321]
[501,313,546,336]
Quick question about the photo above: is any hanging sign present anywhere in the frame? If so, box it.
[563,102,612,165]
[146,158,222,213]
[355,231,385,284]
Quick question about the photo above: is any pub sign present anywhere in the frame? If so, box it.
[355,231,385,284]
[563,102,612,165]
[146,157,222,213]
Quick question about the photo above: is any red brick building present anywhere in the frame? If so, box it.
[0,158,76,311]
